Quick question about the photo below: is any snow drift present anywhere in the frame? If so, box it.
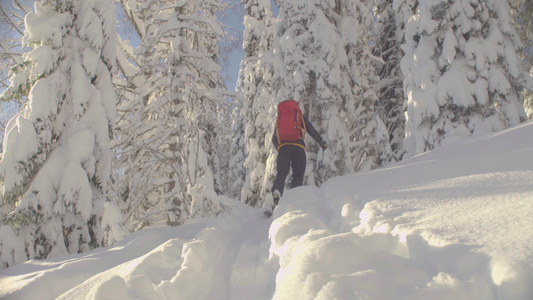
[1,121,533,299]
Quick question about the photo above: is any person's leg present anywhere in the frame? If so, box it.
[272,147,290,205]
[290,147,306,188]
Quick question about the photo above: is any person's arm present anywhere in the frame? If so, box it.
[303,116,327,149]
[272,129,280,150]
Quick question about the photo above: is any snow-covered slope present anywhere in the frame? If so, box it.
[1,122,533,300]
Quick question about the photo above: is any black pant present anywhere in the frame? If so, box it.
[272,145,306,203]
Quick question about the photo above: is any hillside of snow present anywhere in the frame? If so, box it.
[1,121,533,300]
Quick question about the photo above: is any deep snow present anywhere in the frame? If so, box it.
[1,121,533,299]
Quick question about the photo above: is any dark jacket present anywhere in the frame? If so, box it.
[272,115,326,151]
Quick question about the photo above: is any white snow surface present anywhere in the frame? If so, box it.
[1,122,533,299]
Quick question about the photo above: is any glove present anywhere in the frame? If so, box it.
[319,140,327,150]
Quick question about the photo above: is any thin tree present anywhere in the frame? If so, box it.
[0,0,31,146]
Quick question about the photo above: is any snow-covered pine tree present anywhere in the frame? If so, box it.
[268,0,348,187]
[114,0,228,229]
[510,0,533,118]
[0,0,121,268]
[267,0,381,186]
[401,0,529,157]
[237,0,277,206]
[111,0,154,231]
[342,0,382,171]
[371,0,408,164]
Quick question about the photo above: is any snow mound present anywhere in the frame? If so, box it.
[1,122,533,299]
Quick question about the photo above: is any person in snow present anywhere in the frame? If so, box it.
[271,100,327,207]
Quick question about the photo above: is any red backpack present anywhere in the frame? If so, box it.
[276,100,306,143]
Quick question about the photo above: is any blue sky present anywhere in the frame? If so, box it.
[218,0,246,92]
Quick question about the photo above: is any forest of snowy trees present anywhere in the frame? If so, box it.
[0,0,531,268]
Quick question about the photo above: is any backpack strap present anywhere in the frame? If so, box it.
[297,112,306,138]
[275,115,281,145]
[277,143,306,151]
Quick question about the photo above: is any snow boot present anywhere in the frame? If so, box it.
[263,205,275,217]
[273,190,281,206]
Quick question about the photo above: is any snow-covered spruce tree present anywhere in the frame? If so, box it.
[114,0,228,229]
[236,0,277,206]
[401,0,529,158]
[0,0,123,268]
